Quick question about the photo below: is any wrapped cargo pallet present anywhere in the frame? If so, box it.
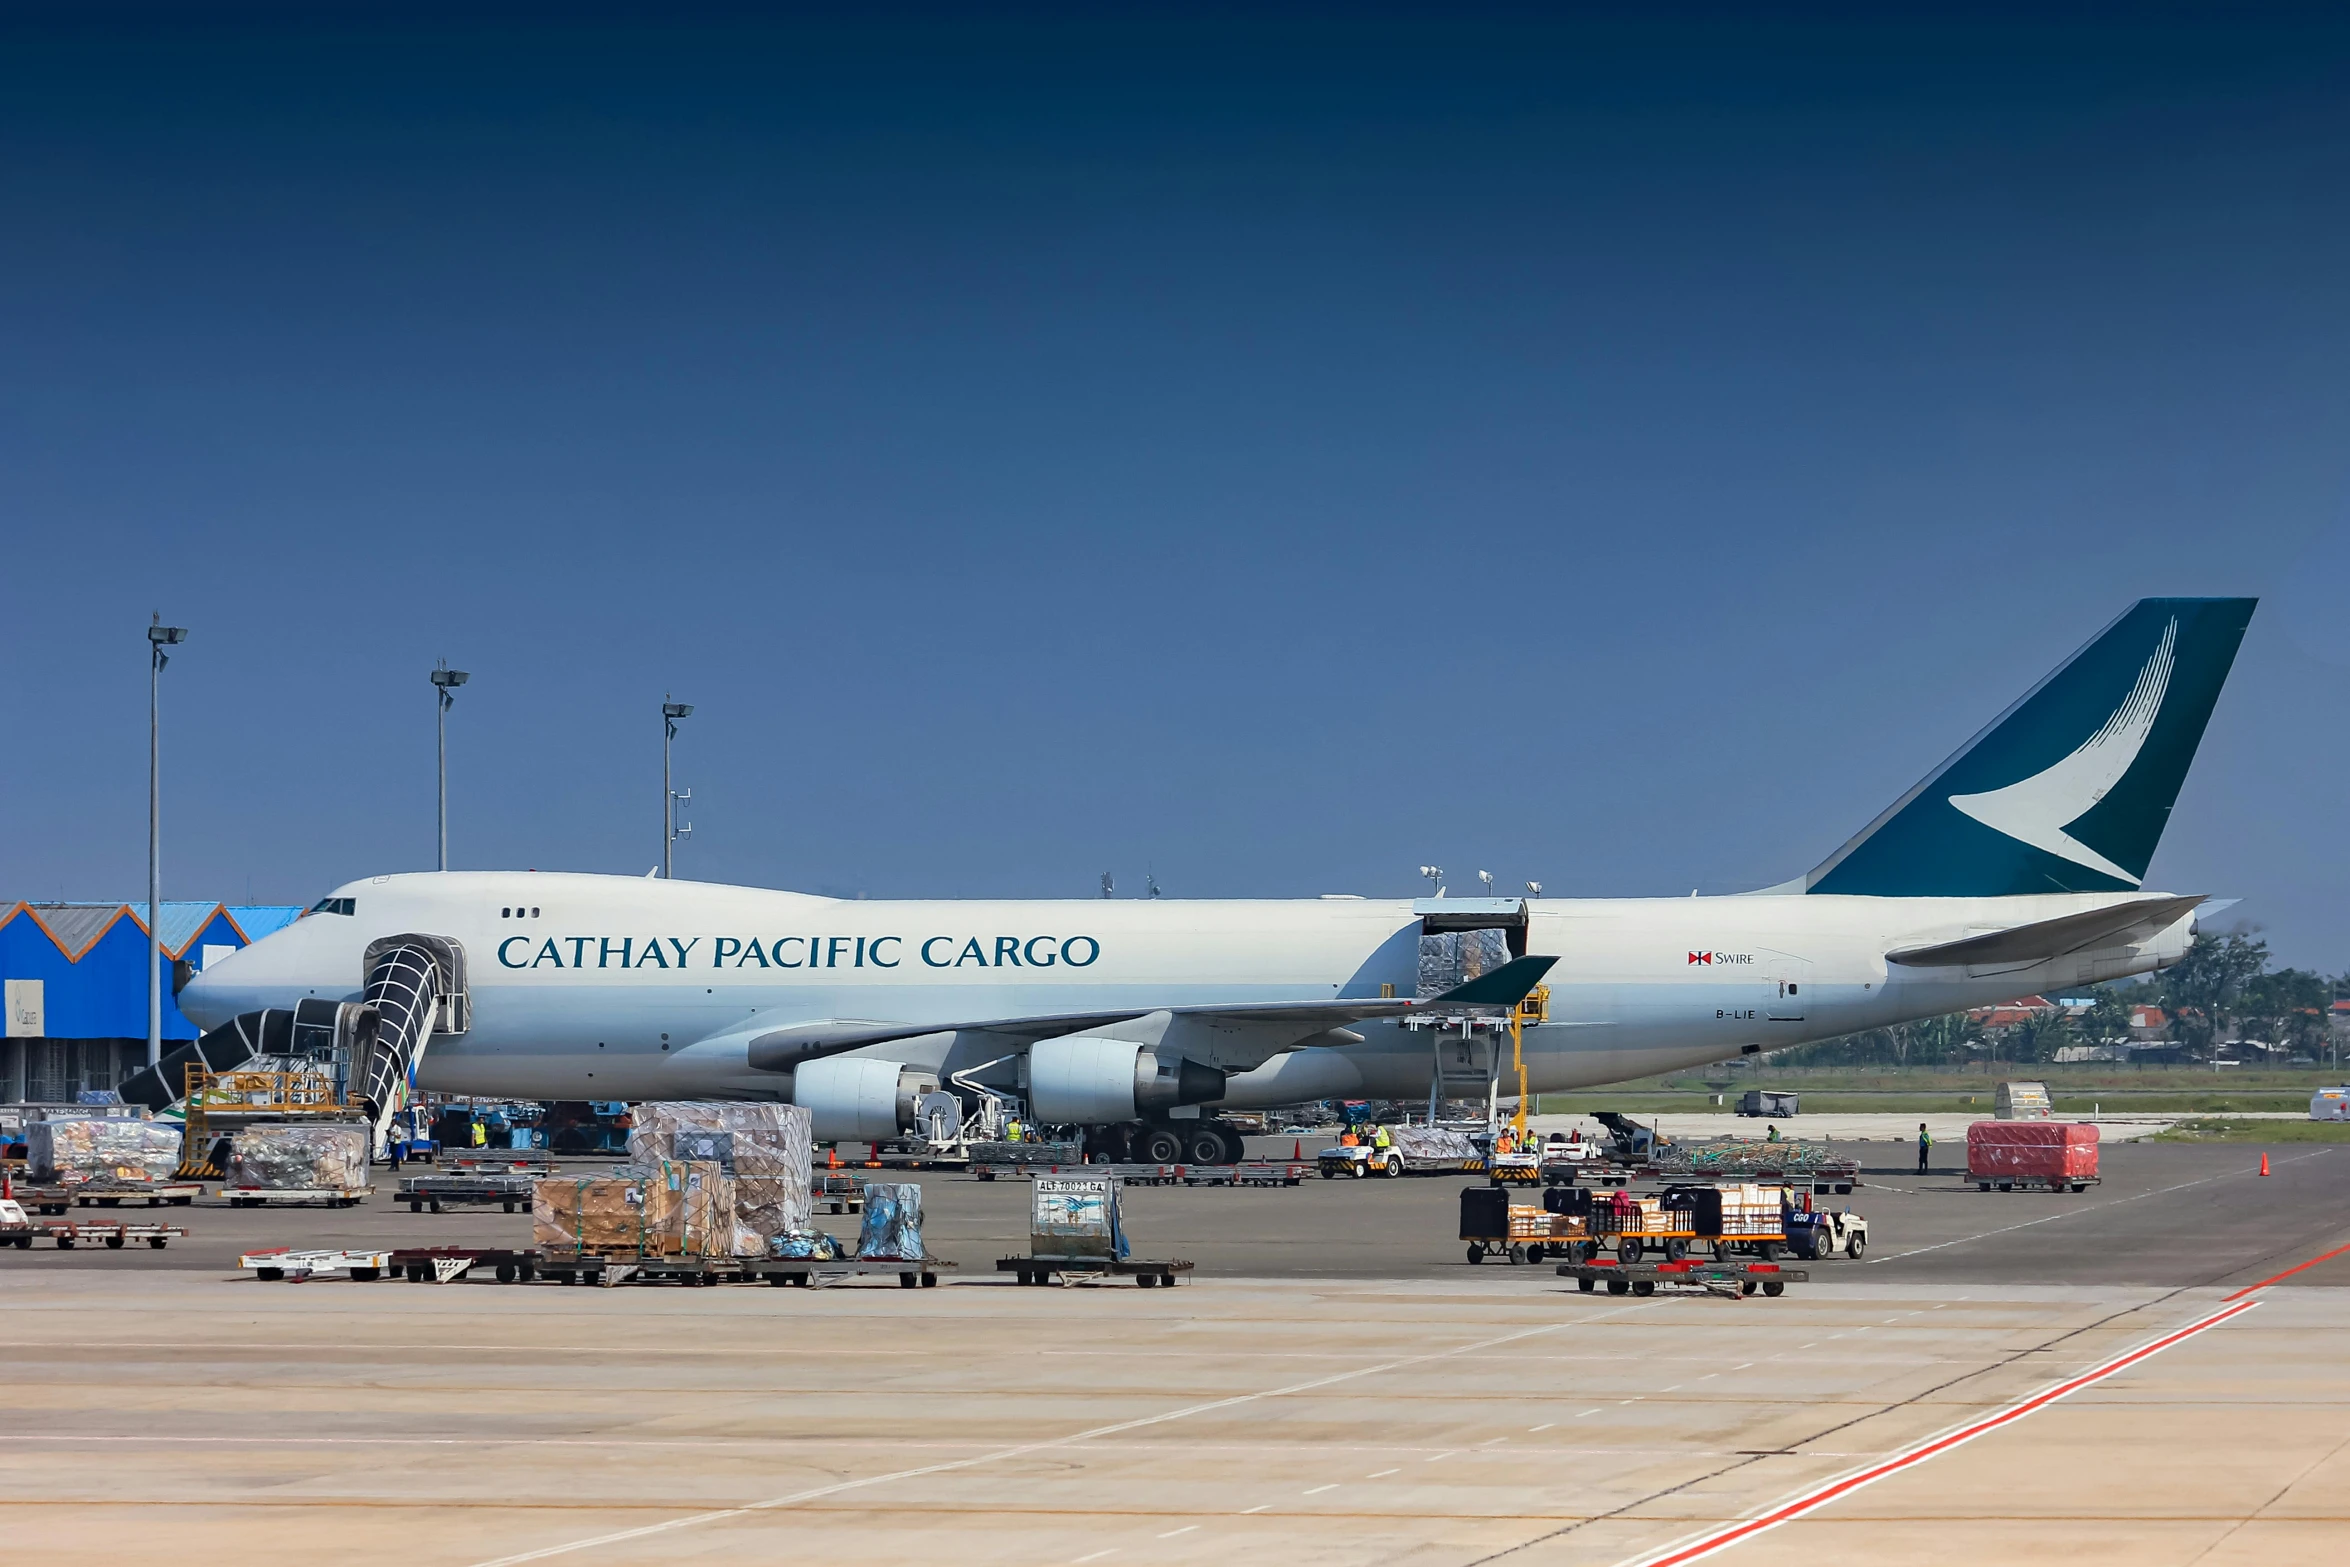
[627,1102,814,1253]
[770,1231,843,1260]
[226,1123,369,1191]
[28,1117,182,1185]
[533,1159,736,1257]
[1386,1125,1478,1162]
[1031,1172,1128,1260]
[1967,1121,2099,1187]
[857,1182,924,1260]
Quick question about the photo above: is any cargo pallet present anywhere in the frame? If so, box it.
[400,1174,534,1212]
[223,1187,369,1208]
[7,1220,185,1250]
[1558,1259,1808,1297]
[997,1255,1193,1287]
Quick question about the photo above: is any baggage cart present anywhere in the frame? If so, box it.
[763,1256,954,1289]
[814,1173,866,1212]
[1459,1185,1584,1263]
[389,1245,545,1283]
[1558,1257,1808,1298]
[223,1186,368,1208]
[997,1255,1190,1287]
[240,1248,393,1281]
[60,1181,203,1210]
[401,1172,535,1212]
[9,1216,186,1250]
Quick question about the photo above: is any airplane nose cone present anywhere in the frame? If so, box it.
[177,962,233,1029]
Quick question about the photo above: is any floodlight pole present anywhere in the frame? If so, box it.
[662,697,693,878]
[431,662,469,872]
[146,616,187,1071]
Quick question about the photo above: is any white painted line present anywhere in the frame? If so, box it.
[1659,1385,1683,1393]
[1479,1436,1508,1446]
[1695,1374,1717,1381]
[1367,1468,1400,1478]
[465,1312,1615,1567]
[1241,1504,1270,1515]
[1303,1484,1339,1495]
[1576,1409,1602,1418]
[1425,1450,1458,1462]
[1612,1299,2260,1567]
[1866,1158,2323,1265]
[1529,1423,1555,1433]
[1732,1363,1753,1371]
[1074,1552,1114,1564]
[1158,1525,1197,1538]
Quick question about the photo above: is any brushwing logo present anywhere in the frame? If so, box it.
[1946,616,2177,887]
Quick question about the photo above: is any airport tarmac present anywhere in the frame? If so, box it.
[4,1142,2345,1565]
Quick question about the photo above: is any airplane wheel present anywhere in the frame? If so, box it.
[1185,1130,1226,1166]
[1140,1127,1183,1164]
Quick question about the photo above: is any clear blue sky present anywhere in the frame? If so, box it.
[4,7,2346,967]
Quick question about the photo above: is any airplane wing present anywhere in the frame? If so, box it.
[1884,895,2205,968]
[744,954,1558,1071]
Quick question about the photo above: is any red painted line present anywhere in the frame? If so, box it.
[2226,1239,2350,1300]
[1627,1299,2260,1567]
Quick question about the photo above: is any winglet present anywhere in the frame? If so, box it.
[1425,954,1558,1009]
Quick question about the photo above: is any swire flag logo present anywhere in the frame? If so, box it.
[1688,951,1712,965]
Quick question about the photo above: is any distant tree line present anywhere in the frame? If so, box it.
[1759,931,2344,1071]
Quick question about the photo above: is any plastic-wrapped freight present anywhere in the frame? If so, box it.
[1416,929,1512,998]
[1967,1121,2099,1183]
[769,1231,844,1260]
[856,1182,925,1260]
[1384,1125,1478,1162]
[533,1160,735,1257]
[627,1101,813,1253]
[27,1117,183,1185]
[226,1123,369,1190]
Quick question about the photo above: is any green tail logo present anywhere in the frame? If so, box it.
[1803,598,2254,897]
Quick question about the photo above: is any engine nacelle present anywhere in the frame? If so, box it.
[1029,1037,1226,1125]
[793,1057,933,1142]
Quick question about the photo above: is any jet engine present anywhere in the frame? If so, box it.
[1028,1037,1226,1125]
[792,1057,934,1142]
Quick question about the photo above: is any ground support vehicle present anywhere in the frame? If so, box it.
[223,1186,368,1208]
[400,1172,535,1212]
[1460,1185,1586,1263]
[997,1255,1191,1287]
[1584,1204,1703,1264]
[814,1173,866,1212]
[1558,1258,1807,1298]
[1787,1207,1869,1260]
[240,1248,393,1281]
[1487,1150,1544,1186]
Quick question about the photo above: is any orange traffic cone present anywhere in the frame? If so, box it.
[827,1145,840,1170]
[2260,1152,2271,1177]
[1292,1139,1303,1161]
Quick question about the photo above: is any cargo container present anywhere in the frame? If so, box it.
[1967,1120,2098,1192]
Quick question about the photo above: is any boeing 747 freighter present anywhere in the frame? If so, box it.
[153,598,2253,1164]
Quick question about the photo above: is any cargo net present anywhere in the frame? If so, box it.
[532,1159,737,1259]
[627,1102,814,1254]
[1417,929,1511,998]
[226,1123,370,1191]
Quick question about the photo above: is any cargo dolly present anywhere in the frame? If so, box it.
[997,1255,1192,1287]
[761,1256,953,1289]
[240,1248,393,1280]
[1559,1258,1807,1298]
[974,1160,1307,1187]
[814,1173,867,1213]
[7,1218,186,1250]
[16,1181,204,1213]
[400,1172,535,1212]
[223,1186,369,1208]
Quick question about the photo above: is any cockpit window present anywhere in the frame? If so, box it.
[305,897,356,917]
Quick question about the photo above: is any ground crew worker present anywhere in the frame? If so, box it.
[1765,1123,1780,1143]
[470,1118,486,1149]
[1373,1123,1392,1151]
[1339,1127,1360,1147]
[1006,1119,1023,1143]
[1917,1122,1932,1173]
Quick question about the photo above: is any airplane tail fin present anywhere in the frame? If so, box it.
[1799,597,2255,897]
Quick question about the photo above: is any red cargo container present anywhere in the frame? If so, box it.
[1966,1121,2099,1192]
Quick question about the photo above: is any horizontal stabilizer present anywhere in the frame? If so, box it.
[1886,894,2204,968]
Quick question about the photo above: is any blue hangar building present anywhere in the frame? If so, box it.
[1,902,303,1104]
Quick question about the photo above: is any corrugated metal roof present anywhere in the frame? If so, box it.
[153,902,225,955]
[228,905,303,942]
[22,903,130,960]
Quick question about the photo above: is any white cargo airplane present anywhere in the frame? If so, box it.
[161,598,2252,1164]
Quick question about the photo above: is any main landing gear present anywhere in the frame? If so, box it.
[1084,1120,1246,1166]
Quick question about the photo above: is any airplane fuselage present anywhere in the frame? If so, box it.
[183,871,2189,1111]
